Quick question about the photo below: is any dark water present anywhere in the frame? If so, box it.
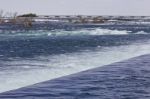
[1,22,150,33]
[0,24,150,98]
[0,34,150,58]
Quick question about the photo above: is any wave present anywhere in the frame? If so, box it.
[135,31,148,34]
[47,28,131,36]
[0,28,149,39]
[0,28,132,38]
[1,41,150,93]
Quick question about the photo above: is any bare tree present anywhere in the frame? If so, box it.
[0,10,19,24]
[5,12,12,18]
[4,12,18,24]
[12,12,18,19]
[0,10,4,18]
[11,12,18,24]
[0,10,4,24]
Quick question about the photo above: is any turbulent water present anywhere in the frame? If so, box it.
[1,25,150,97]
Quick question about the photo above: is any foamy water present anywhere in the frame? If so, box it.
[0,28,147,38]
[0,40,150,93]
[47,28,131,36]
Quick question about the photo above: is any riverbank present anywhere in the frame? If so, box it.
[1,15,150,32]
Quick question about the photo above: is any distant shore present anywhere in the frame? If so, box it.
[1,14,150,32]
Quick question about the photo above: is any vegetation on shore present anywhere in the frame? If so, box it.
[18,13,37,17]
[0,10,36,27]
[0,10,107,26]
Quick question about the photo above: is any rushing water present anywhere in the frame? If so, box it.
[1,25,150,98]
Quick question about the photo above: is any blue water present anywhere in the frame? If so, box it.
[0,24,150,98]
